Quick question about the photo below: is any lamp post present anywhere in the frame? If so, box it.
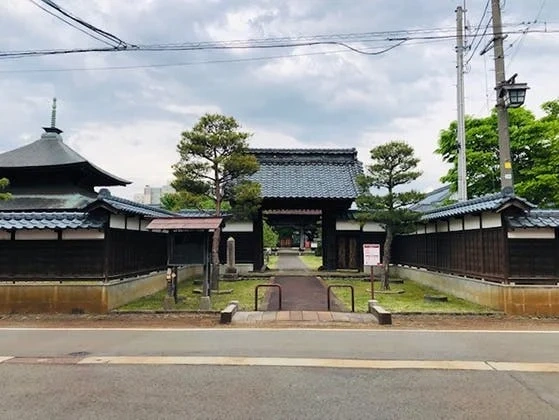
[491,0,530,196]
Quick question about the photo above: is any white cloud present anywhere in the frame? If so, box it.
[2,0,559,202]
[66,120,184,198]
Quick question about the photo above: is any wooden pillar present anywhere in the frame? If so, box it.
[358,226,364,272]
[501,214,510,284]
[253,209,264,271]
[479,215,485,275]
[103,224,110,282]
[322,207,337,271]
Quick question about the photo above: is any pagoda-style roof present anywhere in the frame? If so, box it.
[248,148,362,200]
[0,128,130,188]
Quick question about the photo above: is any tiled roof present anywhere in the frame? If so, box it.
[0,192,96,211]
[0,129,130,186]
[178,209,219,217]
[248,148,362,200]
[421,192,535,221]
[98,192,177,218]
[507,210,559,228]
[410,185,454,212]
[147,217,223,231]
[0,212,103,230]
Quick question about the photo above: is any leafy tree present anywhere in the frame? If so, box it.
[436,99,559,207]
[0,178,10,201]
[161,192,230,212]
[170,113,260,290]
[356,141,424,290]
[263,219,279,248]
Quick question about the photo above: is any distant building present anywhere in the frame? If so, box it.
[134,185,174,205]
[410,185,455,213]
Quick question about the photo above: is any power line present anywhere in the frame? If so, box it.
[0,25,555,60]
[507,0,547,70]
[465,0,490,51]
[465,2,493,65]
[28,0,116,47]
[0,37,453,74]
[37,0,133,48]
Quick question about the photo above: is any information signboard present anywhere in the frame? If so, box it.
[363,243,381,266]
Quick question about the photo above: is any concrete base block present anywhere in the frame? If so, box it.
[199,296,211,311]
[368,299,392,325]
[163,296,175,310]
[220,300,239,324]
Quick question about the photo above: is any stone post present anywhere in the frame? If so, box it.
[224,237,238,279]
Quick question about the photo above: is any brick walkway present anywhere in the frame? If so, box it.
[266,276,346,312]
[232,311,377,324]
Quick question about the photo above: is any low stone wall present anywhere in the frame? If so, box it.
[0,265,203,314]
[393,265,559,316]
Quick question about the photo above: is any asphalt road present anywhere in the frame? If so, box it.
[1,328,558,362]
[1,328,558,419]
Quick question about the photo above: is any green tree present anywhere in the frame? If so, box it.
[436,99,559,207]
[263,220,279,248]
[0,178,10,201]
[170,113,260,290]
[356,141,424,290]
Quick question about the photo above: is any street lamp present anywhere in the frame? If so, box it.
[497,73,530,109]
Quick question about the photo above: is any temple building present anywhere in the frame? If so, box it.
[0,99,174,281]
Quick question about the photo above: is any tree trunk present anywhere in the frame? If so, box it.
[211,226,221,291]
[382,226,393,290]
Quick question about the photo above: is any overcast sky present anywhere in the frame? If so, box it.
[1,0,558,199]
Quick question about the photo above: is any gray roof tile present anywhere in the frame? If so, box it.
[507,210,559,228]
[249,149,362,199]
[0,212,103,230]
[0,130,130,186]
[98,192,177,218]
[421,193,535,221]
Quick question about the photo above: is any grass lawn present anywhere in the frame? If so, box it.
[324,277,494,313]
[298,254,322,270]
[118,278,271,312]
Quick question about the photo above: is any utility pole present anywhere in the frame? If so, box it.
[491,0,514,195]
[456,5,467,201]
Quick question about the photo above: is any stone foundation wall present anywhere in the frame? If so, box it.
[0,265,203,314]
[392,265,559,316]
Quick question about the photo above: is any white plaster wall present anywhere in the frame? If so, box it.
[449,219,463,231]
[15,230,58,240]
[127,216,141,231]
[416,225,426,234]
[464,215,481,230]
[109,214,126,229]
[223,221,253,233]
[140,219,150,231]
[426,223,436,233]
[508,228,555,239]
[482,212,502,228]
[437,221,449,232]
[336,221,360,231]
[0,231,11,240]
[62,230,105,240]
[363,222,384,232]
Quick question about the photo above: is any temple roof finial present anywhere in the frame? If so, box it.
[51,97,57,128]
[43,97,63,136]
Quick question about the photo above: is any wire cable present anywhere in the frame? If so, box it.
[38,0,133,47]
[28,0,117,47]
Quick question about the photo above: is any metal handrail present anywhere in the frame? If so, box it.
[255,284,282,311]
[327,285,355,312]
